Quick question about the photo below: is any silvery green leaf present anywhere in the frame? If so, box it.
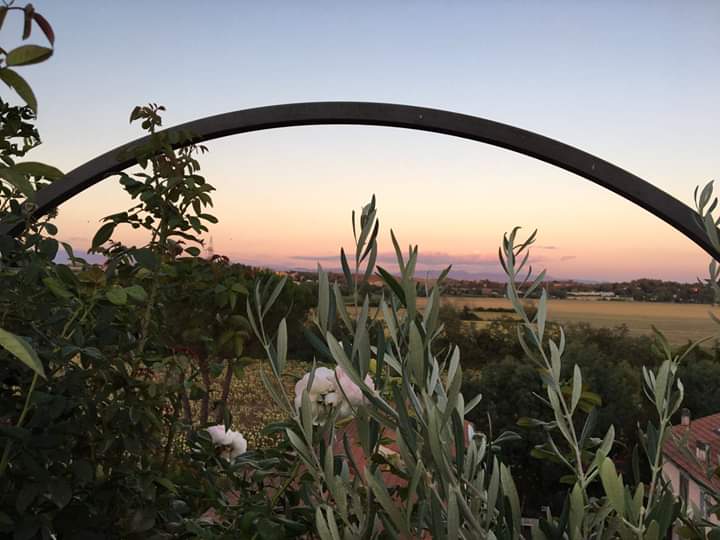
[396,432,416,473]
[517,249,530,276]
[427,406,451,487]
[423,286,439,334]
[548,340,562,382]
[456,392,465,418]
[390,229,405,274]
[356,209,376,264]
[333,282,353,332]
[327,333,397,420]
[429,357,440,395]
[645,520,660,540]
[325,506,341,540]
[246,298,260,339]
[404,272,417,323]
[360,219,379,264]
[357,327,371,378]
[366,467,407,536]
[569,482,584,540]
[442,355,463,427]
[262,275,287,317]
[362,241,378,283]
[456,493,484,536]
[464,393,483,416]
[286,428,316,472]
[546,434,574,471]
[631,482,644,524]
[437,264,452,284]
[654,360,671,411]
[300,389,314,440]
[324,441,336,494]
[254,281,263,320]
[402,373,426,430]
[525,268,547,298]
[579,407,598,449]
[276,318,287,373]
[351,294,369,361]
[382,351,402,375]
[547,388,572,446]
[259,369,290,411]
[381,298,399,349]
[599,457,625,517]
[447,489,459,540]
[408,323,425,385]
[315,507,337,540]
[698,181,714,212]
[571,364,582,414]
[500,463,522,539]
[335,478,348,518]
[406,460,425,529]
[704,211,720,250]
[516,325,540,365]
[537,289,547,342]
[340,247,353,288]
[318,265,329,333]
[486,457,500,527]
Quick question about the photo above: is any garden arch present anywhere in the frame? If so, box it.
[3,101,714,258]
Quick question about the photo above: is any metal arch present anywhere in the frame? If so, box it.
[2,101,714,258]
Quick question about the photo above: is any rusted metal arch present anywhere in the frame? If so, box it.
[2,101,713,258]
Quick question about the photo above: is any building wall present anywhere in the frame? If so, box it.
[663,459,718,526]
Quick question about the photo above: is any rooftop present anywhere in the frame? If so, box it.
[663,411,720,490]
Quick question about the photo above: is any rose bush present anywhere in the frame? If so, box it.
[1,4,720,538]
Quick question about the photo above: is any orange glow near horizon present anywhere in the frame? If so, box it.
[47,126,711,283]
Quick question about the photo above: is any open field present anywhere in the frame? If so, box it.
[417,297,719,345]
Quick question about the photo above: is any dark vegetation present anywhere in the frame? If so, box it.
[435,304,720,514]
[1,5,718,537]
[441,277,715,303]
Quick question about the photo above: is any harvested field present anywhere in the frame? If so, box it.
[423,297,719,345]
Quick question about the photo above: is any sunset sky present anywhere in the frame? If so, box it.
[7,1,720,281]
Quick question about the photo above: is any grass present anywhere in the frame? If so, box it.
[224,359,311,449]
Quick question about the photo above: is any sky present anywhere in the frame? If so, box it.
[4,1,719,282]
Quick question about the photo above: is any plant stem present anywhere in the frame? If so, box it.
[0,372,39,478]
[161,396,180,474]
[269,460,301,508]
[215,358,234,424]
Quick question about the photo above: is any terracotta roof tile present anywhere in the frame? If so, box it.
[662,412,720,490]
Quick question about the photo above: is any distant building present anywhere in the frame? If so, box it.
[662,409,719,530]
[566,291,616,300]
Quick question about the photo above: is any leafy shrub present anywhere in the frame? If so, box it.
[1,5,720,538]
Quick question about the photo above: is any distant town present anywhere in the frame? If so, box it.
[277,269,715,304]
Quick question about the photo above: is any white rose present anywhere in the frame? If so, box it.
[206,425,248,460]
[294,366,377,423]
[334,366,375,407]
[294,366,336,410]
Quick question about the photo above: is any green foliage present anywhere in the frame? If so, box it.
[0,9,308,532]
[0,4,718,537]
[250,197,524,538]
[498,227,717,539]
[0,3,54,113]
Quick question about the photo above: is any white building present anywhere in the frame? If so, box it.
[566,291,616,300]
[662,409,719,529]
